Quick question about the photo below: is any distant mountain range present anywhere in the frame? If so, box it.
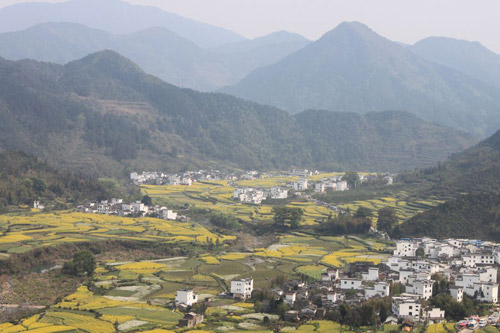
[0,51,474,177]
[0,22,309,91]
[222,22,500,136]
[0,0,244,48]
[410,37,500,88]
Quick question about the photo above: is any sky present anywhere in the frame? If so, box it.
[1,0,500,53]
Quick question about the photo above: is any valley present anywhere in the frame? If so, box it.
[1,0,500,332]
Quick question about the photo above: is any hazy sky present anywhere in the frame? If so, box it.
[2,0,500,53]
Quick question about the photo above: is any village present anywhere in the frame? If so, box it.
[172,238,500,330]
[76,198,182,221]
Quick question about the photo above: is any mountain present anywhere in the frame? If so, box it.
[0,23,309,91]
[401,128,500,195]
[210,31,311,82]
[0,51,475,176]
[411,37,500,88]
[397,128,500,239]
[0,22,230,91]
[0,151,112,211]
[0,0,244,48]
[222,22,500,136]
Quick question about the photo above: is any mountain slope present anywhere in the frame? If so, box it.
[397,128,500,239]
[0,0,244,48]
[402,128,500,195]
[0,51,475,176]
[398,193,500,240]
[411,37,500,88]
[0,23,309,91]
[222,22,500,136]
[210,31,311,82]
[0,151,112,211]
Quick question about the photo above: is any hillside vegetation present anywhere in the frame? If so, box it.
[400,128,500,195]
[0,51,475,177]
[397,129,500,239]
[398,193,500,240]
[0,151,111,211]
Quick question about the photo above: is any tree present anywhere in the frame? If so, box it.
[342,171,360,189]
[354,207,372,220]
[63,250,96,277]
[272,206,303,228]
[416,247,425,258]
[31,178,47,194]
[377,207,398,233]
[141,195,153,206]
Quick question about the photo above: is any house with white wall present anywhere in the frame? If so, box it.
[176,289,198,306]
[392,296,421,321]
[231,278,254,299]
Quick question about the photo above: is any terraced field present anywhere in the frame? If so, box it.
[0,211,235,256]
[141,177,336,225]
[339,194,444,222]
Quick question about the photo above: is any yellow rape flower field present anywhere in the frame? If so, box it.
[0,211,234,255]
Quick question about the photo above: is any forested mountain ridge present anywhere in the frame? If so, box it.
[222,21,500,136]
[401,128,500,195]
[0,0,244,48]
[0,23,309,91]
[0,51,476,177]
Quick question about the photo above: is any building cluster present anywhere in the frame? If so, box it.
[291,177,349,193]
[389,238,499,306]
[258,238,500,325]
[130,169,242,185]
[233,187,289,204]
[77,198,180,221]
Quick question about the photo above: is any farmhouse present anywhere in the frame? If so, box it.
[231,278,254,299]
[175,289,198,306]
[178,312,204,328]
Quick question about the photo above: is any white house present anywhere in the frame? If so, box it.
[336,181,348,192]
[326,291,338,303]
[473,282,498,303]
[33,201,45,210]
[450,286,463,303]
[406,280,434,300]
[314,183,325,193]
[392,296,421,321]
[161,208,177,220]
[176,289,198,306]
[362,267,379,281]
[231,278,253,299]
[322,268,340,281]
[365,282,390,298]
[293,178,308,191]
[423,307,445,324]
[394,240,418,257]
[270,187,288,199]
[180,177,193,186]
[338,278,362,290]
[285,292,296,306]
